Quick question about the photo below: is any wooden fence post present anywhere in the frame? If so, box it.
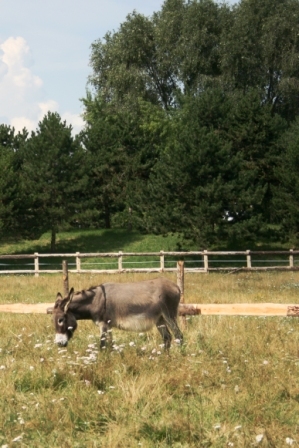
[177,260,186,327]
[76,252,81,272]
[118,251,123,272]
[246,250,252,269]
[160,251,165,272]
[34,253,39,277]
[203,250,209,272]
[289,249,294,268]
[62,260,69,297]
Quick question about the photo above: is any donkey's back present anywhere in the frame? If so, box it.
[100,277,180,308]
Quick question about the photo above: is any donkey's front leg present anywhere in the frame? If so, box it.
[96,321,112,349]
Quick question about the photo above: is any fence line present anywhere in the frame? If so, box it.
[0,249,299,276]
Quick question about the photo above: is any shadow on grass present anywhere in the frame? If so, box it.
[3,229,144,255]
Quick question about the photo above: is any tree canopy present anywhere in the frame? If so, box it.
[2,0,299,249]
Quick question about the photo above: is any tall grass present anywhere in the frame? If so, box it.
[0,271,299,446]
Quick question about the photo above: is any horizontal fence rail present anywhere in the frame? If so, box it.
[0,250,299,276]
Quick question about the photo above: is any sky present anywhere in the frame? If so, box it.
[0,0,166,135]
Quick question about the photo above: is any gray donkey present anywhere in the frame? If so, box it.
[48,277,183,349]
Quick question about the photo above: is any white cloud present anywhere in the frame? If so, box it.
[61,112,84,135]
[10,117,36,133]
[0,36,83,134]
[38,100,59,118]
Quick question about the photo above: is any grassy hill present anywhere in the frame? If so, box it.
[0,229,183,255]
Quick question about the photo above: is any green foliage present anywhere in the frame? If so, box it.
[273,118,299,243]
[222,0,299,120]
[81,0,298,247]
[2,0,299,249]
[134,89,286,247]
[0,125,28,235]
[12,112,86,250]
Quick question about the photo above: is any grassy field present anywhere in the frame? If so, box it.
[0,269,299,447]
[0,230,299,447]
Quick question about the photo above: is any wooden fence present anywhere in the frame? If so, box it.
[0,249,299,276]
[0,259,298,317]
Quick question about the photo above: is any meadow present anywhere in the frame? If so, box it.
[0,231,299,447]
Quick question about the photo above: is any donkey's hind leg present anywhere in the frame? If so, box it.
[156,316,172,350]
[162,314,183,345]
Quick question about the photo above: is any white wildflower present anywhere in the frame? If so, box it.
[12,435,23,442]
[214,424,221,430]
[129,342,135,347]
[34,343,43,348]
[286,438,295,446]
[97,390,105,395]
[256,434,264,443]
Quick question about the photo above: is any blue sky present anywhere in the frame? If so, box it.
[0,0,166,134]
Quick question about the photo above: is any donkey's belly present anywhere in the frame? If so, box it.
[115,314,156,332]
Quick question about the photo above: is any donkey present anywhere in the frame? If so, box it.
[48,277,183,350]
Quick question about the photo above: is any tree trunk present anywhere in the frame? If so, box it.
[51,227,56,252]
[104,203,111,229]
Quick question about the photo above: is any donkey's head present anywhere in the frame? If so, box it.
[52,287,78,347]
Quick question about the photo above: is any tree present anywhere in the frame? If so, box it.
[80,99,129,229]
[81,95,168,230]
[88,0,230,111]
[17,112,86,251]
[82,0,297,246]
[136,89,286,247]
[222,0,299,121]
[0,125,28,237]
[273,119,299,243]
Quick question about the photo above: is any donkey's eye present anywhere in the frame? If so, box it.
[58,318,64,326]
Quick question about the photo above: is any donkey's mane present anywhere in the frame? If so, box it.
[77,285,99,295]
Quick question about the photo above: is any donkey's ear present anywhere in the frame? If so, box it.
[64,287,75,313]
[54,292,63,309]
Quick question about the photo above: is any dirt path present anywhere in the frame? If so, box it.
[0,302,298,316]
